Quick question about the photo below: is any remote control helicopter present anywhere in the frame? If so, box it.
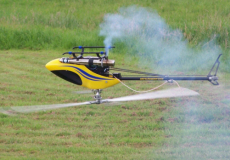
[0,46,222,114]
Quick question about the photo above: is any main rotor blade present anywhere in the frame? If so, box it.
[106,88,199,102]
[1,102,90,114]
[72,90,92,94]
[0,88,199,115]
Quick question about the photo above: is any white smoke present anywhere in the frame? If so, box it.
[100,7,228,159]
[100,6,221,72]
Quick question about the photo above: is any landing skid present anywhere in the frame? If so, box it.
[90,89,108,104]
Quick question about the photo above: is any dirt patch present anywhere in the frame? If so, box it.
[131,112,137,116]
[118,142,154,148]
[157,107,167,111]
[156,116,164,122]
[167,118,178,123]
[24,91,35,95]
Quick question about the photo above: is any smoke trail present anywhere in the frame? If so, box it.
[100,6,228,159]
[100,6,221,72]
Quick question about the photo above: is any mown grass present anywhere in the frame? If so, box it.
[0,50,230,159]
[0,0,230,159]
[0,0,229,72]
[1,0,230,50]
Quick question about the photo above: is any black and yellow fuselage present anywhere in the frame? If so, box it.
[46,59,120,89]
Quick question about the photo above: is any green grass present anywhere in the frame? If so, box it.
[0,0,229,71]
[0,50,230,159]
[0,0,230,50]
[0,0,230,159]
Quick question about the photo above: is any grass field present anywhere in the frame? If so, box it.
[0,50,229,159]
[1,0,230,50]
[0,0,230,159]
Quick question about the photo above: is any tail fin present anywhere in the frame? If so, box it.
[207,54,222,85]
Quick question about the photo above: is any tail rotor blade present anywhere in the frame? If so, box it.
[107,88,199,102]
